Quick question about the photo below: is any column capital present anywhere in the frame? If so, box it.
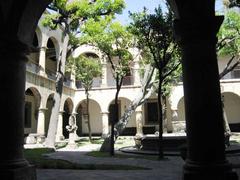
[174,16,224,45]
[40,46,47,51]
[59,110,65,114]
[135,106,142,112]
[39,108,47,111]
[101,111,109,115]
[72,112,78,116]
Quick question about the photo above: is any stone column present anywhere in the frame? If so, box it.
[171,2,238,179]
[55,111,65,142]
[39,46,46,76]
[36,108,47,143]
[166,103,173,133]
[101,63,108,87]
[133,61,141,86]
[70,72,76,89]
[101,112,109,138]
[0,39,36,179]
[135,106,143,137]
[171,109,178,132]
[37,108,47,135]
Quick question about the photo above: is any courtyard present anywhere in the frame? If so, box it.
[23,134,240,180]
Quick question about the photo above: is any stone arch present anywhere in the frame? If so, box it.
[108,97,136,135]
[45,37,58,80]
[27,29,41,72]
[34,26,42,48]
[222,92,240,132]
[73,45,103,63]
[62,98,74,138]
[24,87,42,134]
[16,1,51,45]
[45,93,54,134]
[75,99,102,136]
[75,51,102,88]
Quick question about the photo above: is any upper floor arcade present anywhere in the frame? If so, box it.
[26,22,142,92]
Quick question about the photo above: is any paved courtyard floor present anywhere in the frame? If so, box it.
[33,134,240,180]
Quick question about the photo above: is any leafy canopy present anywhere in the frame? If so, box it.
[218,10,240,57]
[129,5,181,96]
[80,16,133,79]
[67,55,102,90]
[42,0,126,48]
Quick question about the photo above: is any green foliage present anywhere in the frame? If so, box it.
[67,55,102,90]
[218,10,240,57]
[80,16,133,80]
[129,5,181,92]
[42,0,126,48]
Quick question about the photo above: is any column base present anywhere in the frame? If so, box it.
[183,160,238,180]
[0,165,36,180]
[55,135,65,142]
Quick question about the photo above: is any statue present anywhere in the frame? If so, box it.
[66,114,78,148]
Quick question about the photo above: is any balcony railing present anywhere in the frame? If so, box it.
[64,77,72,87]
[76,80,83,89]
[26,61,41,74]
[45,68,57,81]
[92,78,101,87]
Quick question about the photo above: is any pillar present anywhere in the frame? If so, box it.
[70,72,76,89]
[55,111,65,142]
[0,39,36,179]
[37,108,47,135]
[135,106,143,137]
[101,112,109,138]
[133,61,141,86]
[171,1,238,179]
[171,109,178,132]
[101,63,108,87]
[166,102,173,133]
[39,46,46,76]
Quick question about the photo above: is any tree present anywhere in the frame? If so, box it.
[41,0,125,147]
[217,10,240,145]
[80,16,133,156]
[218,10,240,79]
[67,55,102,142]
[129,5,181,159]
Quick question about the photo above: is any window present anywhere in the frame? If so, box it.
[24,102,32,128]
[145,100,158,124]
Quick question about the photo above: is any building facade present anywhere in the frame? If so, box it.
[24,20,240,144]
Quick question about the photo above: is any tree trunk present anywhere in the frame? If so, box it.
[44,35,69,148]
[100,66,156,152]
[86,90,92,142]
[157,77,164,160]
[110,77,121,156]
